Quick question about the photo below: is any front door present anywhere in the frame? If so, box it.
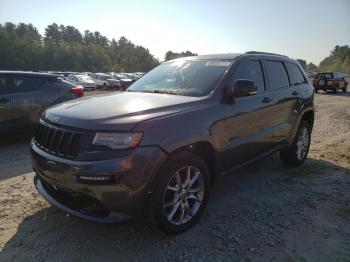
[224,59,276,169]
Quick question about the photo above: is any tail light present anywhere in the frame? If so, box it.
[71,85,84,96]
[312,79,317,86]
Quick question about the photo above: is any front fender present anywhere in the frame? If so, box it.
[158,127,214,154]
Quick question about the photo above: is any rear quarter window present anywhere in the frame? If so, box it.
[11,76,47,93]
[265,61,289,90]
[0,75,11,94]
[285,62,306,86]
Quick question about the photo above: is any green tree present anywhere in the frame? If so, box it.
[165,50,197,61]
[319,45,350,73]
[0,21,159,72]
[307,62,318,72]
[297,59,307,70]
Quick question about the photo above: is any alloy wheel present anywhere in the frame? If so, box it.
[162,166,204,225]
[296,126,309,160]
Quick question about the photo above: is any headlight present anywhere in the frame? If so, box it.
[92,132,143,149]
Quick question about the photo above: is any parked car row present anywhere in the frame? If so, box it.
[48,71,144,91]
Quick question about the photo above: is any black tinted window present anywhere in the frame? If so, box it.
[265,61,289,90]
[10,76,46,93]
[285,62,305,85]
[315,73,333,79]
[0,75,13,94]
[233,60,265,92]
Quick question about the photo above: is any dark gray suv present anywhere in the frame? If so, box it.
[0,71,83,135]
[31,52,314,233]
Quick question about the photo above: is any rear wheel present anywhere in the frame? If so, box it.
[148,152,210,234]
[280,120,311,166]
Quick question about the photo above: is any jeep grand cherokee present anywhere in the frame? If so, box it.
[31,52,314,234]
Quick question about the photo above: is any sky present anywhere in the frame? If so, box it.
[0,0,349,64]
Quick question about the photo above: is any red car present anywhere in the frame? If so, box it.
[313,72,348,93]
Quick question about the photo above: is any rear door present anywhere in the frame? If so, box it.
[10,75,49,127]
[225,59,276,168]
[0,75,13,129]
[264,60,303,145]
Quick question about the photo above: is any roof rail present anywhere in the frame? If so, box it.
[245,51,288,58]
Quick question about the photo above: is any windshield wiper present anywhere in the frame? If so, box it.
[129,89,179,95]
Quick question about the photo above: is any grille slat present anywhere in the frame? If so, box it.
[34,121,82,159]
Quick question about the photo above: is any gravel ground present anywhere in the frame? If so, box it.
[0,91,349,262]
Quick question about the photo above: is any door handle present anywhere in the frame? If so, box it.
[292,91,299,96]
[262,97,272,103]
[0,97,10,104]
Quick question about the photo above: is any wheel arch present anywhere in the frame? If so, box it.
[288,107,315,144]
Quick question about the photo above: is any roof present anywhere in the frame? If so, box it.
[0,71,58,78]
[168,51,290,61]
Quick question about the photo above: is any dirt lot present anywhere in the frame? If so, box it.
[0,91,349,262]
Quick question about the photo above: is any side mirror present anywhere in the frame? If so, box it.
[225,79,257,102]
[233,79,257,97]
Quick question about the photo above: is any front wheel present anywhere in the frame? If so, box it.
[148,152,210,234]
[280,120,311,166]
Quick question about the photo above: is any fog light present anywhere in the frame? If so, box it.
[77,175,115,184]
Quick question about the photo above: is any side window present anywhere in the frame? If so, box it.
[0,75,13,94]
[285,62,305,86]
[265,61,290,90]
[11,76,46,93]
[233,60,265,92]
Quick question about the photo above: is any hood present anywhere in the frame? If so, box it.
[45,92,201,130]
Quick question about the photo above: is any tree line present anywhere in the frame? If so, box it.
[297,45,350,73]
[0,22,160,72]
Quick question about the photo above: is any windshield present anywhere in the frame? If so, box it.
[315,73,333,79]
[76,75,92,81]
[127,59,231,97]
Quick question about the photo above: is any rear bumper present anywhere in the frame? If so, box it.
[31,141,167,222]
[314,84,338,90]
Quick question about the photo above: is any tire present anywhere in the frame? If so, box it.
[343,87,347,93]
[280,120,311,166]
[333,88,337,94]
[147,151,210,234]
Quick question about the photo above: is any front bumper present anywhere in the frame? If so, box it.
[31,141,167,222]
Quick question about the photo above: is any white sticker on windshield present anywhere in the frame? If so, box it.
[205,61,232,67]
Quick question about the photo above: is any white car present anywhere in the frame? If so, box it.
[92,73,121,89]
[66,74,96,90]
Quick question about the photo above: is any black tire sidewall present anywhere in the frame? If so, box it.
[150,151,210,234]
